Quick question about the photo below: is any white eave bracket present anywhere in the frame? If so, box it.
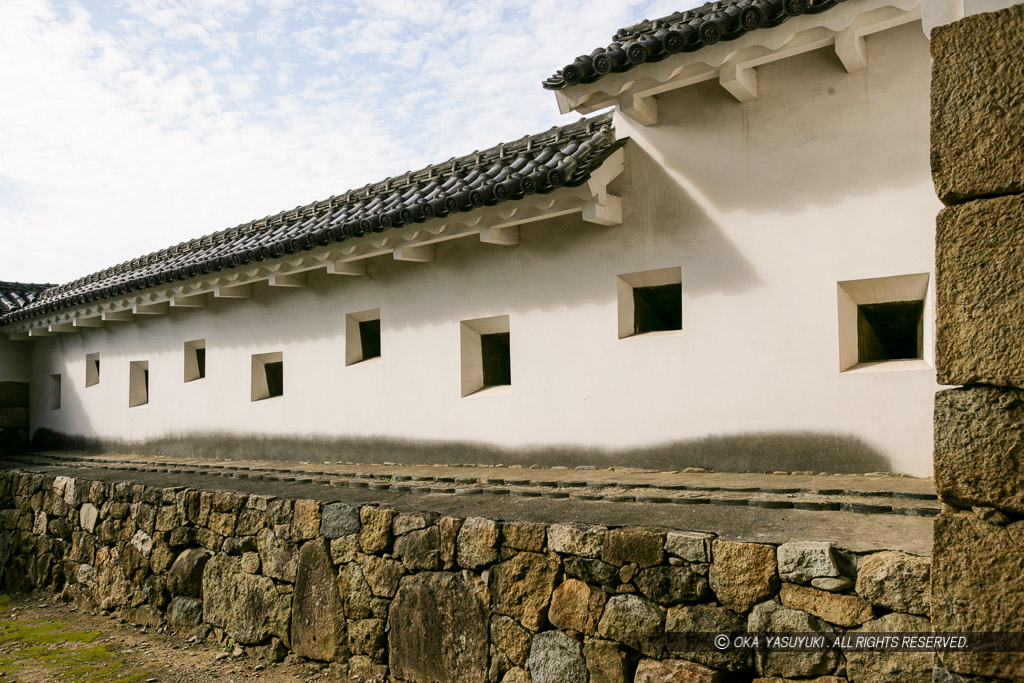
[6,148,625,339]
[561,0,921,126]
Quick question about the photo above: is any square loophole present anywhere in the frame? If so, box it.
[85,353,100,387]
[129,361,149,408]
[617,267,683,338]
[184,339,206,382]
[837,273,930,372]
[252,352,283,401]
[461,315,511,397]
[346,309,381,366]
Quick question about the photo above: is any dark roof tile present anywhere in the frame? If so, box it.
[543,0,848,90]
[0,282,54,315]
[1,113,621,326]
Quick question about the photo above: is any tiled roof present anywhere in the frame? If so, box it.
[1,113,621,327]
[0,282,53,315]
[543,0,848,90]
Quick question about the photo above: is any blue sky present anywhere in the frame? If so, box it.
[0,0,693,284]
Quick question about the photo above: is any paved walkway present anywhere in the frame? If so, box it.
[3,451,937,555]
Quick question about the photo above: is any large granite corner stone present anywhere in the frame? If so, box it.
[855,550,930,616]
[291,539,347,662]
[930,3,1024,204]
[389,572,489,683]
[934,386,1024,515]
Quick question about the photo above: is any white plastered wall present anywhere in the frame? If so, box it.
[27,22,940,475]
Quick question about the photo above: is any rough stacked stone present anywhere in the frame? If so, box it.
[931,5,1024,679]
[0,470,938,682]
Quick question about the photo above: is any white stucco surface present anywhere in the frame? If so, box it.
[25,23,940,475]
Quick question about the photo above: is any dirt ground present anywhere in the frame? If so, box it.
[0,591,347,682]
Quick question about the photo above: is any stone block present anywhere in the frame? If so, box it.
[358,506,391,552]
[528,630,586,683]
[503,521,547,552]
[776,541,840,584]
[256,527,297,583]
[634,565,709,606]
[338,562,373,619]
[202,554,291,646]
[936,196,1024,387]
[845,612,934,683]
[491,614,532,666]
[457,517,500,569]
[439,515,462,569]
[748,601,839,678]
[932,512,1024,679]
[583,638,630,683]
[79,503,99,534]
[935,386,1024,515]
[597,594,665,658]
[320,503,360,539]
[634,658,723,682]
[547,523,605,558]
[665,531,713,564]
[393,511,437,536]
[778,583,873,627]
[388,572,489,683]
[393,526,440,571]
[930,4,1024,204]
[490,551,559,632]
[347,618,386,659]
[357,554,405,598]
[709,541,779,613]
[291,539,347,662]
[855,550,930,616]
[564,555,619,586]
[548,579,606,636]
[601,527,664,568]
[166,596,203,630]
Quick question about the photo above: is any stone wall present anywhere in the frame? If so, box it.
[0,469,932,682]
[0,382,28,454]
[930,3,1024,680]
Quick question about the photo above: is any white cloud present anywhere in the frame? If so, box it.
[0,0,693,285]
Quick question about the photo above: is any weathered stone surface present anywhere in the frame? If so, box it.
[634,658,723,682]
[635,566,709,606]
[932,513,1024,679]
[564,555,619,587]
[810,576,852,592]
[358,506,393,553]
[337,563,373,619]
[222,535,256,556]
[329,534,359,565]
[319,503,360,539]
[166,549,209,599]
[528,630,586,683]
[602,527,664,568]
[583,638,629,683]
[393,511,437,536]
[439,515,462,570]
[547,524,605,558]
[709,541,778,613]
[291,540,347,662]
[777,542,840,584]
[548,579,606,636]
[491,551,560,632]
[856,550,930,616]
[240,551,260,574]
[292,499,322,540]
[358,554,404,598]
[748,601,839,678]
[79,504,99,534]
[202,554,290,645]
[348,618,386,659]
[930,4,1024,204]
[393,526,440,571]
[491,614,532,666]
[458,517,500,569]
[235,508,266,536]
[389,572,489,683]
[779,583,873,627]
[935,386,1024,514]
[257,526,297,583]
[936,198,1024,389]
[503,521,546,552]
[665,531,713,564]
[846,612,933,683]
[597,594,664,658]
[91,546,130,610]
[206,511,236,537]
[665,604,751,671]
[501,668,530,683]
[167,596,203,630]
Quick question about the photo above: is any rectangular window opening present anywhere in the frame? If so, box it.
[85,353,100,387]
[857,300,924,363]
[633,283,683,334]
[48,374,61,410]
[251,352,284,401]
[346,309,381,365]
[129,361,149,407]
[184,339,206,382]
[481,332,511,387]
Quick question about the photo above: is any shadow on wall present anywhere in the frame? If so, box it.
[30,428,891,474]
